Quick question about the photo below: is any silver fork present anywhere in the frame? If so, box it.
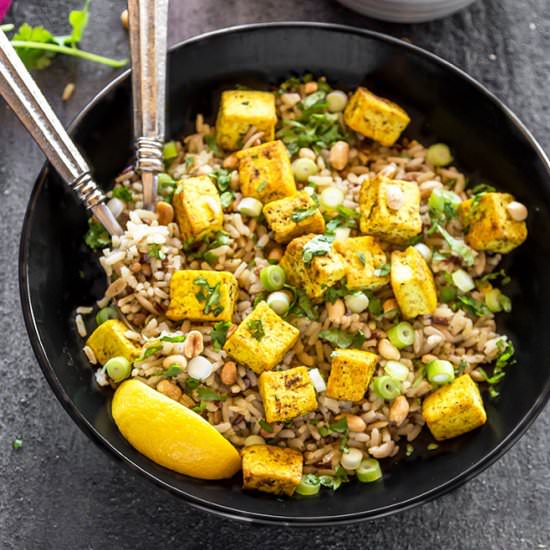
[128,0,169,211]
[0,30,123,237]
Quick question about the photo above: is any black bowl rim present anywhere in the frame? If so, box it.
[18,21,550,526]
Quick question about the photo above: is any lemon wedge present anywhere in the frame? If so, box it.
[112,379,241,479]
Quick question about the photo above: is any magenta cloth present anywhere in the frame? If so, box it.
[0,0,12,22]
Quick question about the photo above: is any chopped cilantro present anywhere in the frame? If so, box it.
[163,365,183,378]
[324,284,349,303]
[247,319,265,341]
[302,235,334,264]
[318,466,349,490]
[291,205,318,223]
[478,339,516,398]
[287,286,319,320]
[148,243,166,260]
[256,180,268,193]
[368,295,383,316]
[197,386,227,401]
[211,321,231,351]
[141,344,162,359]
[194,278,223,316]
[374,264,390,277]
[357,252,366,266]
[456,295,489,317]
[84,219,110,250]
[480,269,511,286]
[185,377,201,391]
[436,224,477,266]
[319,328,365,349]
[111,186,133,203]
[204,135,222,156]
[12,438,23,450]
[259,419,274,433]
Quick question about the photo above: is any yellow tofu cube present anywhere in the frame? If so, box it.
[391,246,437,319]
[333,236,389,291]
[259,366,318,423]
[359,175,422,243]
[458,192,527,254]
[236,141,297,203]
[215,90,277,151]
[326,349,379,402]
[173,176,223,241]
[242,445,303,496]
[263,191,325,243]
[86,319,141,365]
[343,87,410,146]
[280,234,346,300]
[223,301,300,374]
[166,270,238,322]
[422,374,487,441]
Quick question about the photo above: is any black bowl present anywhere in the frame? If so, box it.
[19,23,550,525]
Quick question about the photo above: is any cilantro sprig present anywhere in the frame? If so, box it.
[194,277,223,316]
[5,2,128,70]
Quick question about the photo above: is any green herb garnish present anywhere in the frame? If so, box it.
[320,328,365,349]
[194,277,223,316]
[247,319,265,341]
[256,180,268,193]
[374,263,390,277]
[204,135,222,156]
[211,321,231,351]
[12,438,23,450]
[456,295,489,317]
[185,377,201,391]
[7,2,127,70]
[160,334,186,343]
[291,205,318,223]
[148,243,166,260]
[197,386,227,401]
[436,224,477,266]
[84,219,110,250]
[302,234,334,264]
[259,419,274,433]
[111,186,133,203]
[163,365,183,378]
[141,344,162,359]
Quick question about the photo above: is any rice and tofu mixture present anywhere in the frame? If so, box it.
[79,75,528,497]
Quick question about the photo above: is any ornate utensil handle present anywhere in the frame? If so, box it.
[128,0,169,210]
[0,31,122,236]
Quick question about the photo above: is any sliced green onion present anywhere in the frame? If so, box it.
[295,474,321,496]
[414,243,432,262]
[372,376,401,401]
[439,286,457,303]
[237,197,263,217]
[319,187,344,211]
[308,368,327,392]
[96,307,118,326]
[340,448,363,470]
[163,141,179,161]
[499,293,512,312]
[452,269,475,293]
[260,265,286,291]
[292,158,318,182]
[104,356,131,383]
[384,360,410,381]
[387,322,415,349]
[357,458,382,483]
[344,292,369,314]
[334,227,351,241]
[157,172,175,185]
[428,187,462,213]
[426,143,453,167]
[426,359,455,385]
[267,291,290,315]
[244,435,266,447]
[484,288,502,313]
[326,90,348,113]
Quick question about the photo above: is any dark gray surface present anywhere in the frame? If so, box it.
[1,0,549,548]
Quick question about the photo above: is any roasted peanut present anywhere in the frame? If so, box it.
[329,141,350,171]
[157,379,182,401]
[156,201,174,225]
[389,395,410,426]
[184,330,204,358]
[220,361,237,385]
[378,338,400,360]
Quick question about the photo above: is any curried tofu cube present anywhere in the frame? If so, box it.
[215,90,277,151]
[391,247,437,319]
[326,349,379,402]
[343,87,410,146]
[259,366,318,423]
[166,270,238,322]
[236,141,297,203]
[223,301,300,374]
[86,319,141,365]
[422,374,487,441]
[173,176,223,241]
[359,175,422,243]
[280,234,346,300]
[333,236,389,291]
[263,191,325,243]
[458,192,527,254]
[242,444,303,496]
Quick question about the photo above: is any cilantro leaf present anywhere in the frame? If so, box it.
[259,419,274,433]
[247,319,265,341]
[84,219,110,250]
[319,328,364,349]
[194,278,223,316]
[291,205,318,223]
[287,286,319,320]
[66,0,90,45]
[456,295,489,317]
[211,321,231,351]
[196,387,227,401]
[374,263,390,277]
[141,344,162,359]
[185,377,201,391]
[204,135,222,156]
[148,243,166,260]
[163,365,183,378]
[436,224,477,266]
[302,235,334,264]
[12,24,56,69]
[112,185,133,203]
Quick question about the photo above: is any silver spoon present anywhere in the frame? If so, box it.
[128,0,169,211]
[0,30,123,237]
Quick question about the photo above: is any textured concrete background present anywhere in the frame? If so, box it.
[0,0,549,548]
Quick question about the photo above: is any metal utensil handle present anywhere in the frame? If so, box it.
[129,0,168,176]
[0,31,122,236]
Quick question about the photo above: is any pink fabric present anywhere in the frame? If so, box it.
[0,0,12,22]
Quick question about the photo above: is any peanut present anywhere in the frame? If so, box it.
[162,355,187,369]
[156,201,174,225]
[326,298,345,322]
[120,9,129,30]
[506,201,528,221]
[220,361,237,385]
[386,184,404,210]
[329,141,350,171]
[303,82,318,94]
[223,154,238,169]
[343,414,366,432]
[388,395,410,426]
[157,379,182,401]
[280,92,301,107]
[130,262,142,273]
[267,247,283,262]
[179,394,196,408]
[378,338,400,360]
[183,330,204,358]
[106,277,127,298]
